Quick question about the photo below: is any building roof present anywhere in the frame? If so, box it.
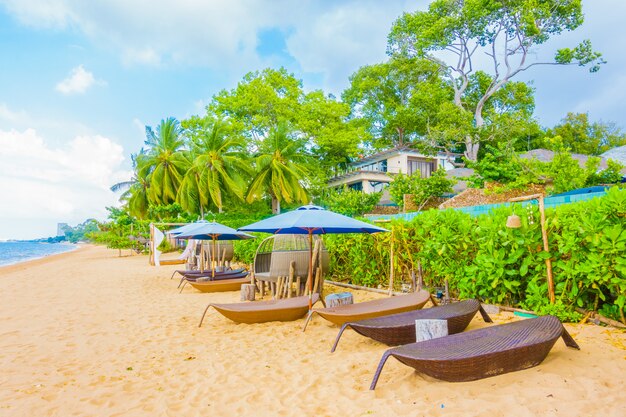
[519,149,609,170]
[601,145,626,164]
[351,145,449,167]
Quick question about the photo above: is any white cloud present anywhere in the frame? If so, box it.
[0,103,29,123]
[55,65,100,95]
[0,128,132,239]
[0,0,427,92]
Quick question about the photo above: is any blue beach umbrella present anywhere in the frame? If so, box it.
[239,205,388,309]
[167,220,209,236]
[178,222,254,276]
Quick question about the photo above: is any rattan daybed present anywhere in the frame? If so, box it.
[199,294,320,326]
[331,299,492,352]
[302,290,431,331]
[370,315,580,389]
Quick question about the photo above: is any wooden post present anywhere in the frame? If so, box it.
[388,230,394,296]
[444,279,450,304]
[417,261,424,290]
[537,196,555,304]
[295,277,302,297]
[275,277,284,300]
[240,284,256,301]
[509,194,555,304]
[411,270,417,292]
[149,223,155,265]
[313,266,321,295]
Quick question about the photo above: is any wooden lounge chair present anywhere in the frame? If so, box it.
[199,294,320,326]
[331,299,493,352]
[176,268,247,288]
[171,267,245,280]
[185,276,251,294]
[302,290,431,331]
[370,315,580,389]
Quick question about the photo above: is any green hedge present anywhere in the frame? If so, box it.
[325,187,626,322]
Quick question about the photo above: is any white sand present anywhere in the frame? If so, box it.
[0,245,624,416]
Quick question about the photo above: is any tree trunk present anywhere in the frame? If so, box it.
[271,196,280,214]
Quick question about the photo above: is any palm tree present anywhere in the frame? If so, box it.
[177,119,249,215]
[110,151,151,219]
[246,123,309,214]
[143,117,189,205]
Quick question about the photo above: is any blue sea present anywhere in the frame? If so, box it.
[0,241,77,267]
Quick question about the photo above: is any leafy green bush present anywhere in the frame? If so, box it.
[319,186,382,217]
[549,150,588,194]
[388,169,453,210]
[411,168,454,208]
[326,187,626,322]
[388,173,418,208]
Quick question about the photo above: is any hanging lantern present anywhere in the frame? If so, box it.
[506,214,522,228]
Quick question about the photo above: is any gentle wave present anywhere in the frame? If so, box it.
[0,241,77,267]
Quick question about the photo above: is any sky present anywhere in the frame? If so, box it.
[0,0,625,240]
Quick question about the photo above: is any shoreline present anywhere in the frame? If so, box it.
[0,243,84,272]
[0,245,624,416]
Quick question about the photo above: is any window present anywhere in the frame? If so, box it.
[407,158,436,177]
[348,182,363,191]
[360,160,387,172]
[370,181,389,192]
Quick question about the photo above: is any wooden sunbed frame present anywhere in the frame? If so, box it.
[199,294,320,326]
[302,290,432,331]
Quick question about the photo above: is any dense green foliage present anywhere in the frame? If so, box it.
[535,113,626,155]
[319,187,382,217]
[388,169,454,209]
[326,187,626,322]
[468,145,625,194]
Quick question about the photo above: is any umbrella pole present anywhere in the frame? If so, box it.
[200,244,204,273]
[212,236,216,279]
[308,230,313,311]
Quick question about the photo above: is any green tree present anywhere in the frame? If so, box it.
[246,123,309,214]
[388,0,604,161]
[539,113,626,155]
[142,117,189,205]
[178,118,249,215]
[110,151,151,219]
[209,67,304,142]
[299,90,365,175]
[343,57,450,149]
[207,67,363,175]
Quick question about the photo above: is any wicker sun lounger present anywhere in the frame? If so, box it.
[302,290,431,331]
[370,315,580,389]
[185,276,251,293]
[331,299,493,352]
[199,294,320,326]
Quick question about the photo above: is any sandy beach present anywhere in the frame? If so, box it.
[0,245,624,417]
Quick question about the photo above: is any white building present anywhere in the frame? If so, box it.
[328,146,456,203]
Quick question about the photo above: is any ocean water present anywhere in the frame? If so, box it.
[0,241,77,267]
